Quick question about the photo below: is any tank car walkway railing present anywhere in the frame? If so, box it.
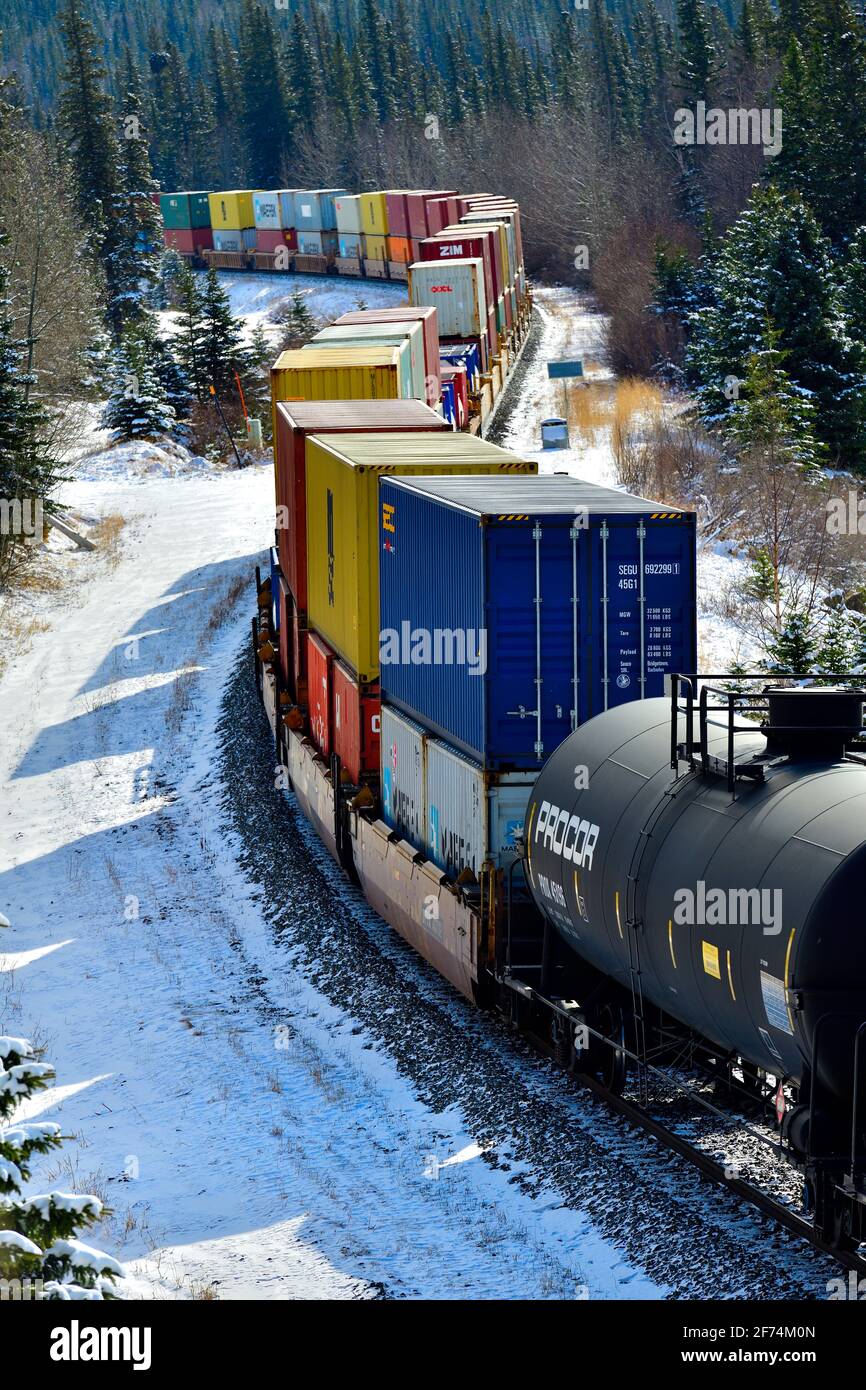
[668,673,866,795]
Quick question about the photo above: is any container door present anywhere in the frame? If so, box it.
[580,514,697,718]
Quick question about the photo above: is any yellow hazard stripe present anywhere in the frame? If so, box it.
[615,890,623,939]
[668,919,676,968]
[726,949,736,1001]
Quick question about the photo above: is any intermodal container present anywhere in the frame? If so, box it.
[160,191,211,230]
[409,259,486,339]
[334,194,364,235]
[440,342,481,388]
[359,191,389,237]
[253,192,284,229]
[405,190,458,240]
[460,214,518,285]
[425,197,456,236]
[278,189,304,227]
[269,546,281,636]
[440,363,468,428]
[336,307,441,409]
[306,333,414,402]
[297,229,338,257]
[273,399,449,613]
[338,232,364,259]
[311,324,425,403]
[384,192,410,237]
[208,190,256,230]
[378,474,698,769]
[213,228,255,252]
[293,189,345,232]
[271,348,407,411]
[333,663,380,783]
[425,739,534,879]
[441,380,455,427]
[292,595,308,705]
[257,228,297,255]
[421,231,498,308]
[387,236,413,264]
[307,631,335,757]
[380,704,426,845]
[441,331,488,376]
[164,228,210,255]
[304,434,536,683]
[362,233,388,264]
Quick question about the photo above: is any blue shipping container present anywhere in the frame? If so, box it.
[441,380,456,426]
[440,343,480,388]
[378,475,697,769]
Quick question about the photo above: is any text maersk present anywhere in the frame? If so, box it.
[535,801,600,868]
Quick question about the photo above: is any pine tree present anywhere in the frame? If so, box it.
[279,292,319,350]
[101,335,175,442]
[767,611,817,673]
[816,606,856,675]
[173,268,209,403]
[840,227,866,346]
[197,266,247,397]
[0,1034,124,1298]
[238,0,294,187]
[676,0,719,102]
[152,249,189,312]
[687,185,866,467]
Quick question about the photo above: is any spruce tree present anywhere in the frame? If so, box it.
[0,1034,124,1298]
[238,0,294,186]
[197,266,247,397]
[173,268,209,403]
[767,611,817,674]
[101,335,175,442]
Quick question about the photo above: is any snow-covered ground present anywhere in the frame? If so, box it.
[0,278,799,1299]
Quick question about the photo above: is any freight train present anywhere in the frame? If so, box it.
[246,190,866,1258]
[157,185,527,432]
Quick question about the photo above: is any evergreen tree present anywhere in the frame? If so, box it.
[173,267,209,403]
[840,227,866,346]
[0,1034,124,1297]
[687,185,866,467]
[279,292,319,350]
[101,334,175,442]
[766,610,817,673]
[197,265,248,396]
[676,0,719,101]
[816,606,857,675]
[152,248,189,311]
[238,0,294,186]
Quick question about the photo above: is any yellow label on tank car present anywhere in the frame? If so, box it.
[702,941,721,979]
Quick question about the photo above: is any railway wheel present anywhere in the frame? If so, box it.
[591,1002,627,1096]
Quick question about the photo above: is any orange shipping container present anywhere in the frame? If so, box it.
[387,236,413,264]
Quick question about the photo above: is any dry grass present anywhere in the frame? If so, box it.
[91,513,126,566]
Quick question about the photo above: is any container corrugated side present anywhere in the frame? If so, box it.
[293,189,346,231]
[312,323,426,403]
[208,190,255,229]
[425,738,533,879]
[335,307,441,408]
[380,704,426,845]
[359,192,388,237]
[409,259,486,338]
[253,192,283,229]
[270,349,404,410]
[334,194,364,234]
[273,401,450,614]
[333,662,380,783]
[304,434,536,683]
[378,476,697,769]
[307,631,334,757]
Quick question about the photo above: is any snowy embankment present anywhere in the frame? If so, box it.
[0,277,785,1301]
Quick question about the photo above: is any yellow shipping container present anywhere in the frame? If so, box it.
[362,234,388,265]
[208,190,256,229]
[271,346,406,417]
[304,433,537,682]
[359,191,388,237]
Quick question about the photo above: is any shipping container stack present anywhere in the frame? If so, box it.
[293,189,344,269]
[160,192,213,258]
[252,191,300,270]
[376,475,697,884]
[207,190,257,262]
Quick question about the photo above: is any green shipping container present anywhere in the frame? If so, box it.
[160,191,211,230]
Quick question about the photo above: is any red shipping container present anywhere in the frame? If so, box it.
[440,363,469,430]
[335,306,442,409]
[385,191,410,237]
[421,232,497,310]
[457,194,492,216]
[333,662,380,782]
[405,190,459,241]
[273,399,450,611]
[193,228,214,253]
[164,228,196,254]
[257,228,298,254]
[488,304,498,356]
[307,631,335,757]
[424,198,453,236]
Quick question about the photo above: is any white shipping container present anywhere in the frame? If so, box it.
[425,738,532,880]
[253,192,283,229]
[381,705,427,846]
[213,228,254,252]
[334,194,364,235]
[409,258,487,339]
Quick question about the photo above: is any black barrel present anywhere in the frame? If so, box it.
[523,696,866,1104]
